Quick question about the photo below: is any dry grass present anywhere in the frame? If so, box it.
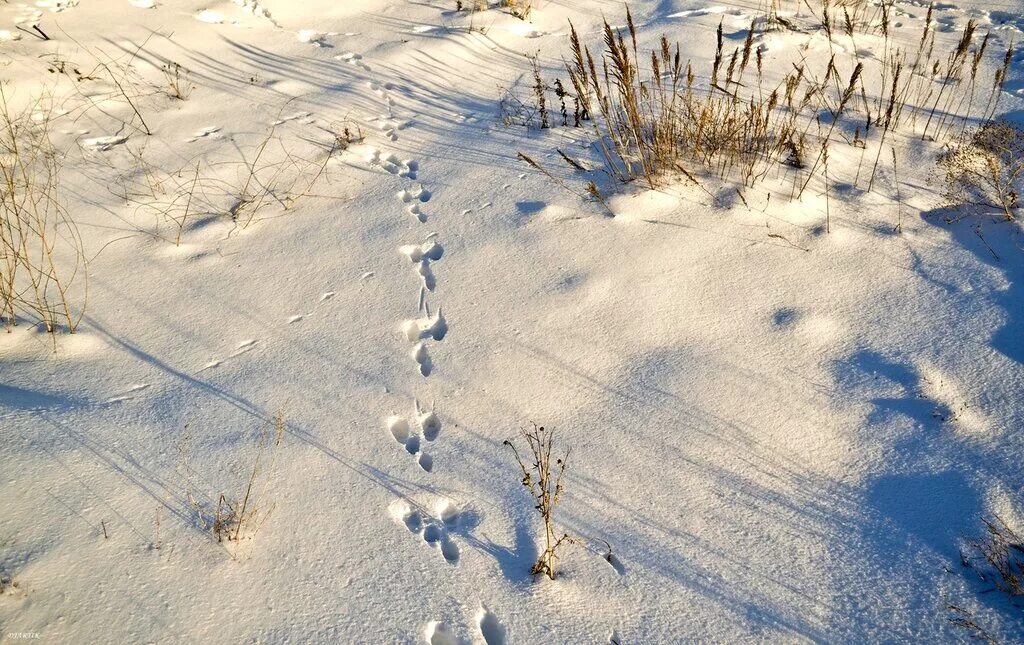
[938,121,1023,221]
[961,515,1024,597]
[97,120,345,243]
[514,3,1013,216]
[562,10,864,194]
[162,61,193,101]
[0,86,86,334]
[501,0,532,20]
[0,566,15,594]
[179,410,287,555]
[947,603,1000,644]
[505,423,574,580]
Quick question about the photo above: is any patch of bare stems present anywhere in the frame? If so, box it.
[946,514,1024,642]
[92,119,350,245]
[504,423,573,580]
[514,3,1015,224]
[938,121,1023,221]
[179,410,286,556]
[961,515,1024,598]
[0,85,86,335]
[46,44,346,239]
[946,603,1000,644]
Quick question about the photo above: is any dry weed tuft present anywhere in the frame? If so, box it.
[505,423,574,580]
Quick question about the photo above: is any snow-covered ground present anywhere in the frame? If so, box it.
[1,0,1023,642]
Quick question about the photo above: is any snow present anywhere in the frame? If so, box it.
[0,0,1022,642]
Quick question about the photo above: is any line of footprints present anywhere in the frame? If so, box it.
[371,66,448,474]
[388,401,441,472]
[364,50,508,645]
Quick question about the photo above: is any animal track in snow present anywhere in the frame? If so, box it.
[424,621,462,645]
[232,0,278,25]
[402,307,447,343]
[368,115,409,142]
[406,203,427,223]
[400,240,443,292]
[388,415,411,444]
[477,607,506,645]
[389,499,462,564]
[398,183,432,204]
[668,5,748,19]
[411,342,433,377]
[367,80,397,111]
[367,148,417,178]
[336,51,371,72]
[416,400,442,441]
[387,403,441,469]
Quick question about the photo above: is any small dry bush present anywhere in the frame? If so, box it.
[0,566,14,594]
[179,410,286,553]
[162,62,193,101]
[504,423,573,580]
[457,1,531,20]
[938,121,1023,221]
[502,0,532,20]
[0,86,86,333]
[961,515,1024,598]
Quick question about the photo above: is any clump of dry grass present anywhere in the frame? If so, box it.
[504,423,574,580]
[938,121,1023,221]
[162,61,193,101]
[179,410,286,554]
[564,10,852,193]
[514,3,1014,213]
[0,86,87,334]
